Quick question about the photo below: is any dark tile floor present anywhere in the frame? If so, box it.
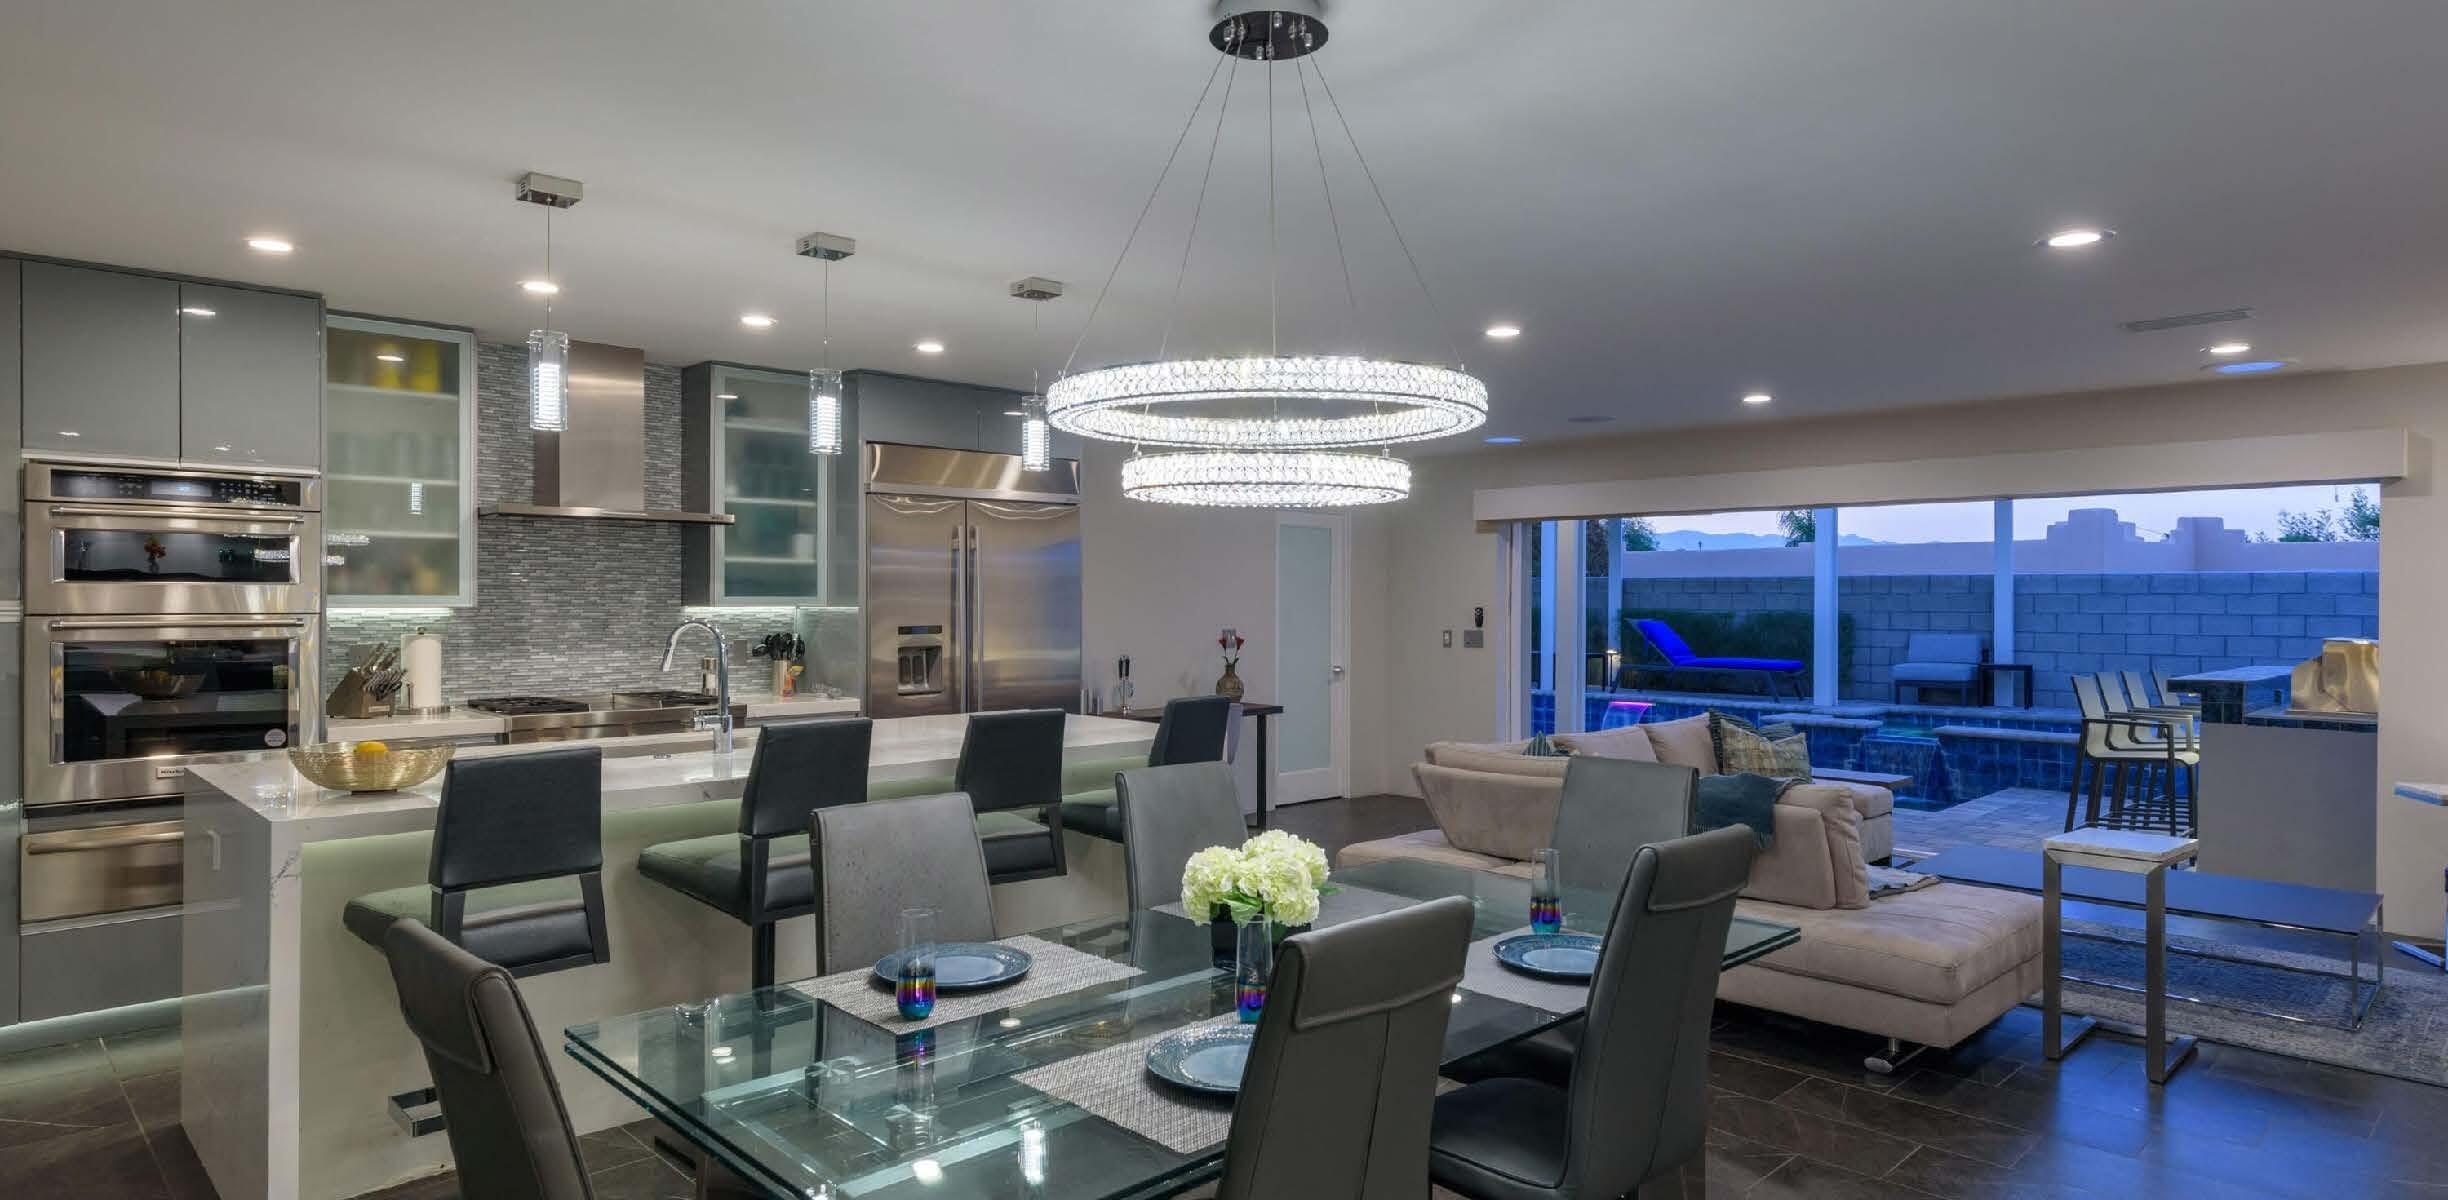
[7,795,2440,1199]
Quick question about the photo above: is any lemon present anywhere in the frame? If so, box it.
[354,740,391,757]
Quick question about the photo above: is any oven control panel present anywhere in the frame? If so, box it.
[44,468,307,508]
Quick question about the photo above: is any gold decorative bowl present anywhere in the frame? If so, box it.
[288,742,454,793]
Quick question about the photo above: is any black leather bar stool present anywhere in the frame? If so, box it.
[637,717,871,990]
[341,746,609,1135]
[1063,695,1241,842]
[958,708,1069,884]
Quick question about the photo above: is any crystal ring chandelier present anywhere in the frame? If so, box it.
[1046,355,1487,448]
[1121,450,1410,507]
[1053,3,1489,506]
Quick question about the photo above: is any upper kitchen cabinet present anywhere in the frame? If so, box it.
[324,316,476,606]
[180,284,324,469]
[19,262,181,459]
[846,370,1079,461]
[0,260,18,603]
[681,363,856,606]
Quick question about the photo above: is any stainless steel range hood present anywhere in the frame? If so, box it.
[477,339,735,526]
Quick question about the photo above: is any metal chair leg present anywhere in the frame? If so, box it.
[752,923,777,991]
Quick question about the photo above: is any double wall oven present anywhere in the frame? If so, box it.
[14,460,320,1021]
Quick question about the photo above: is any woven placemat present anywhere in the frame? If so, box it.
[1013,1014,1242,1154]
[1459,928,1589,1014]
[787,935,1143,1032]
[1154,884,1419,928]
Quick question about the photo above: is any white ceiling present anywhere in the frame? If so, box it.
[6,1,2448,447]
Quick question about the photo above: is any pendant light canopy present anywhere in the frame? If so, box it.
[1052,4,1482,506]
[515,172,583,433]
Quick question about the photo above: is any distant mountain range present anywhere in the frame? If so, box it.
[1647,530,1892,551]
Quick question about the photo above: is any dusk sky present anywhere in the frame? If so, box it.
[1650,484,2377,543]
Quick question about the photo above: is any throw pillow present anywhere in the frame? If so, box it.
[1550,724,1660,761]
[1524,732,1567,757]
[1767,731,1813,778]
[1641,713,1718,773]
[1712,719,1784,777]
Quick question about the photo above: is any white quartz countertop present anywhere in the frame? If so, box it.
[325,695,862,742]
[189,713,1152,843]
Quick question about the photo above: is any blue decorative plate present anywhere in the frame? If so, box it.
[870,943,1033,992]
[1145,1025,1255,1096]
[1492,933,1601,981]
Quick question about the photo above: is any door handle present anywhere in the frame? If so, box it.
[24,828,187,854]
[1332,665,1346,678]
[48,504,306,525]
[46,617,311,631]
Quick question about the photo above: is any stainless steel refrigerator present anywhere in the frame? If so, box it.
[863,443,1083,717]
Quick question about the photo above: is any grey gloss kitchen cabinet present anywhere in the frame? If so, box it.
[20,262,181,459]
[848,370,1079,461]
[1,259,19,601]
[180,283,323,469]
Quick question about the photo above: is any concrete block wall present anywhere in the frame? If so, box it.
[1618,571,2378,709]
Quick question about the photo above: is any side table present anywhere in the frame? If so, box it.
[2042,828,2200,1083]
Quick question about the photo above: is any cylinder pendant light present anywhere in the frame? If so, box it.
[808,369,843,456]
[528,328,569,433]
[1020,394,1051,472]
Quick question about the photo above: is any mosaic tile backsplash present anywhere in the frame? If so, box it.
[324,341,861,701]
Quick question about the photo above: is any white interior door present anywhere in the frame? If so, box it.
[1274,513,1349,803]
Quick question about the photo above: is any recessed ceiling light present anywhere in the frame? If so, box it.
[57,430,80,438]
[2040,228,2113,249]
[520,279,560,295]
[180,306,216,318]
[1484,435,1522,444]
[1742,392,1773,406]
[213,445,231,452]
[1565,414,1615,424]
[374,353,406,363]
[1484,323,1522,340]
[739,313,777,329]
[2208,359,2290,375]
[245,236,294,254]
[1002,409,1024,417]
[2205,341,2252,356]
[914,340,945,354]
[715,392,738,400]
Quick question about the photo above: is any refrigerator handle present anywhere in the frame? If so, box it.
[966,522,983,711]
[949,523,967,715]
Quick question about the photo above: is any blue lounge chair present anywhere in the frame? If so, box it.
[1629,619,1806,700]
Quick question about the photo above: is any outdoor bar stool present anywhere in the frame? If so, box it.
[637,717,872,990]
[959,708,1070,884]
[1062,695,1241,842]
[340,746,609,1136]
[2067,675,2197,836]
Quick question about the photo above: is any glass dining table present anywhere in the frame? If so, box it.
[565,858,1800,1200]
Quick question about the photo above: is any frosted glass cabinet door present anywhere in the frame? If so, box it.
[715,366,830,603]
[323,316,475,605]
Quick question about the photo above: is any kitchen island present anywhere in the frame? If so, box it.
[2166,668,2379,893]
[179,713,1154,1200]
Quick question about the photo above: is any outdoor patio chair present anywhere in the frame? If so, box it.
[1628,618,1806,700]
[2102,673,2201,748]
[2069,674,2197,837]
[2147,669,2206,713]
[1891,632,1987,705]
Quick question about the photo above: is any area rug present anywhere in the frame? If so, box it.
[2051,920,2448,1087]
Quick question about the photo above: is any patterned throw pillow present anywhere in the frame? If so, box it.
[1710,711,1812,778]
[1766,731,1813,778]
[1524,732,1568,757]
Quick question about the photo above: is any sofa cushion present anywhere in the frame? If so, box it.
[1413,763,1561,861]
[1783,785,1871,908]
[1733,883,2042,1005]
[1423,742,1571,779]
[1334,828,1535,878]
[1901,632,1984,665]
[1817,780,1895,822]
[1550,725,1658,762]
[1642,714,1719,774]
[1894,662,1980,684]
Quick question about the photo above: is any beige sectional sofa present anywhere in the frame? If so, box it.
[1345,716,2041,1070]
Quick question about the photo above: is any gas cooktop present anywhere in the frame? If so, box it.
[466,696,588,716]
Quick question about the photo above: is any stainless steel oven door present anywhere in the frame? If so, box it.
[23,615,317,807]
[25,501,323,616]
[19,803,184,923]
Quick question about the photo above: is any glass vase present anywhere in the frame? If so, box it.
[896,907,938,1020]
[1530,848,1563,934]
[1234,916,1273,1024]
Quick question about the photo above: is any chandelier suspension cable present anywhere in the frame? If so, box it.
[1062,53,1231,378]
[1297,57,1361,349]
[1267,57,1278,363]
[1159,55,1241,361]
[1310,52,1463,370]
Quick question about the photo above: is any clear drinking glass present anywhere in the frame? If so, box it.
[1235,916,1273,1024]
[1530,848,1563,934]
[896,907,938,1020]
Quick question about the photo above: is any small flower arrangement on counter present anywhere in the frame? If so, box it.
[1215,628,1248,700]
[1181,829,1332,932]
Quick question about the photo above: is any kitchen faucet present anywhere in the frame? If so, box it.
[659,619,734,756]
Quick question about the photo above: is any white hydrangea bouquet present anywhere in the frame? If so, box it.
[1181,829,1333,931]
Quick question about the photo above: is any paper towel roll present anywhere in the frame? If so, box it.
[401,629,445,712]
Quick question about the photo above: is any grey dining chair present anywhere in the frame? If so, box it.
[1429,826,1758,1200]
[638,717,871,989]
[1552,757,1698,896]
[1214,895,1476,1200]
[1118,761,1251,912]
[381,919,594,1200]
[811,791,997,974]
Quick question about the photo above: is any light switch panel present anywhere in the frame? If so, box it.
[1442,629,1454,647]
